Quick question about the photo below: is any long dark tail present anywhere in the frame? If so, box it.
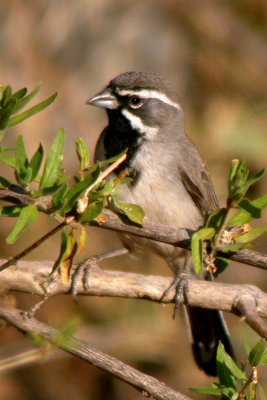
[186,306,234,376]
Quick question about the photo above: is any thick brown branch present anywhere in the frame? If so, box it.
[0,303,192,400]
[1,260,267,338]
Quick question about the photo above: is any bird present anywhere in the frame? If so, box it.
[86,71,234,376]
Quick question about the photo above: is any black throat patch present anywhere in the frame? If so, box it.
[103,110,143,180]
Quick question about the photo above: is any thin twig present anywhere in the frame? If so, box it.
[0,222,66,272]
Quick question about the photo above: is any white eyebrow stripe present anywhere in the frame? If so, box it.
[121,109,159,139]
[117,88,181,110]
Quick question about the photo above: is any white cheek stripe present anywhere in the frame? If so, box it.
[121,109,159,139]
[117,88,181,110]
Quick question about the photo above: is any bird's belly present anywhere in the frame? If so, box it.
[119,173,203,230]
[118,172,203,270]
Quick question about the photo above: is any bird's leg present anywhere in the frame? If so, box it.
[71,248,128,297]
[160,251,192,319]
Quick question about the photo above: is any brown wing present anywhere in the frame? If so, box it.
[179,137,219,217]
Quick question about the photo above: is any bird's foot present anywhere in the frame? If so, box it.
[160,272,191,319]
[71,248,128,298]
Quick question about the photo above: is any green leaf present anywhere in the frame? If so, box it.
[40,128,65,189]
[0,205,23,217]
[218,243,247,253]
[214,257,229,277]
[7,92,58,127]
[52,229,78,284]
[191,227,215,275]
[76,137,90,171]
[52,184,68,208]
[0,98,16,129]
[12,87,27,102]
[15,135,31,186]
[238,198,262,219]
[113,197,145,226]
[79,199,105,223]
[15,135,28,169]
[0,176,11,189]
[1,85,12,107]
[12,83,41,114]
[191,385,226,396]
[62,167,100,213]
[0,147,16,168]
[29,144,44,182]
[206,208,227,229]
[6,205,38,244]
[228,194,267,226]
[248,339,267,367]
[235,226,267,244]
[217,342,246,387]
[228,160,265,204]
[98,149,127,168]
[91,179,114,198]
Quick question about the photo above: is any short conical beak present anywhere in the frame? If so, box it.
[86,87,118,109]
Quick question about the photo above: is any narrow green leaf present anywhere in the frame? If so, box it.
[218,243,247,253]
[0,176,11,188]
[243,168,265,195]
[1,85,12,107]
[52,184,68,208]
[248,339,266,367]
[29,144,44,182]
[6,205,38,244]
[214,257,229,277]
[12,88,27,102]
[15,135,28,169]
[217,342,246,387]
[235,226,267,244]
[52,229,69,273]
[12,83,41,114]
[0,205,23,217]
[15,135,31,186]
[93,179,114,197]
[238,198,262,219]
[76,137,90,171]
[0,98,16,129]
[0,153,16,167]
[40,128,65,189]
[62,167,100,213]
[191,385,225,396]
[52,229,78,284]
[113,197,145,226]
[206,208,227,229]
[7,92,58,127]
[228,194,267,226]
[191,228,215,275]
[79,199,105,223]
[97,149,127,168]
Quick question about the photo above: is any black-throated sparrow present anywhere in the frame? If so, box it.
[87,71,234,376]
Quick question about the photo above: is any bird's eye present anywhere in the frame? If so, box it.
[128,96,143,109]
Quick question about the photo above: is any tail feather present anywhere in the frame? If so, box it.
[186,306,234,376]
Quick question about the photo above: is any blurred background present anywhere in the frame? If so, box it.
[0,0,267,399]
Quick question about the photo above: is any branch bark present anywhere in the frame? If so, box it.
[1,259,267,338]
[0,303,192,400]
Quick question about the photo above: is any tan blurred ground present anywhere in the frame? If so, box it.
[0,1,267,399]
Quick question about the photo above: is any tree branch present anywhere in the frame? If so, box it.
[1,189,267,271]
[0,303,192,400]
[1,259,267,338]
